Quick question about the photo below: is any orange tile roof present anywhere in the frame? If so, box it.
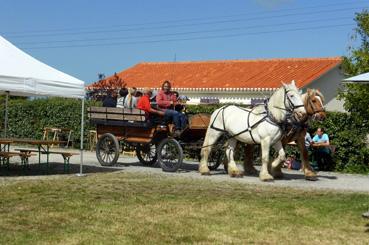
[87,57,342,90]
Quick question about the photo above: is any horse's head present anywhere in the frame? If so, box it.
[268,80,306,123]
[304,88,326,121]
[281,80,307,122]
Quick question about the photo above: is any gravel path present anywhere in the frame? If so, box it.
[1,149,369,193]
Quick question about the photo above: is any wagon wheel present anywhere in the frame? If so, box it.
[207,135,227,171]
[157,138,183,172]
[96,133,120,166]
[208,146,226,171]
[136,143,157,166]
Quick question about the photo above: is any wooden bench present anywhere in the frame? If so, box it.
[15,148,79,173]
[0,151,36,169]
[44,151,79,173]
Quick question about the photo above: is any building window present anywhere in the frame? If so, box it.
[200,97,220,104]
[251,98,265,105]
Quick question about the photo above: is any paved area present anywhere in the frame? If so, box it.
[1,148,369,193]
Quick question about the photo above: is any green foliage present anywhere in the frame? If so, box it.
[186,103,225,114]
[339,10,369,129]
[330,9,369,173]
[0,97,100,148]
[310,112,369,174]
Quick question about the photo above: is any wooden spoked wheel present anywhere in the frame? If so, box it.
[96,133,120,166]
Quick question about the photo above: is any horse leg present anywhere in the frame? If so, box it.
[270,141,286,179]
[199,128,222,175]
[259,139,274,181]
[226,138,243,177]
[243,144,258,175]
[296,137,317,181]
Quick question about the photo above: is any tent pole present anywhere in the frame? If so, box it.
[76,97,86,177]
[4,91,9,137]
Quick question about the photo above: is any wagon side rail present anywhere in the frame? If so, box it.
[88,106,148,127]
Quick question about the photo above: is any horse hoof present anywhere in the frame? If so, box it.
[259,174,274,182]
[201,171,211,176]
[304,170,318,181]
[230,172,243,178]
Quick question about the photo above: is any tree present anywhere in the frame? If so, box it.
[340,9,369,129]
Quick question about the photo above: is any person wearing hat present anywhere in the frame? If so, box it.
[175,95,189,113]
[156,81,187,135]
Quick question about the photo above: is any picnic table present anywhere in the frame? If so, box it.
[0,138,77,173]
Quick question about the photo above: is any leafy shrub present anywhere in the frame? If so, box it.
[0,97,100,148]
[310,112,369,174]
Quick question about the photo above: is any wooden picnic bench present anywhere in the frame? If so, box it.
[15,148,79,173]
[0,151,36,169]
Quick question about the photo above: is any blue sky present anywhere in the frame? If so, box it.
[1,0,368,84]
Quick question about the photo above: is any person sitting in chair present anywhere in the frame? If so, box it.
[312,127,333,171]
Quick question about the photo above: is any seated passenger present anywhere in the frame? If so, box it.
[138,88,182,137]
[102,90,117,107]
[123,88,138,109]
[137,87,164,118]
[156,80,187,132]
[175,95,189,113]
[116,87,128,108]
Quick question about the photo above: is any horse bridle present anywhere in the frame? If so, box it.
[307,94,325,115]
[273,87,305,114]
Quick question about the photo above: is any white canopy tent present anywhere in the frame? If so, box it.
[0,35,86,175]
[343,72,369,83]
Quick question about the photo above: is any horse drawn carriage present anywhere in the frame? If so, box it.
[88,107,225,172]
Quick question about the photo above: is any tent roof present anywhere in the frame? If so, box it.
[343,72,369,83]
[0,36,85,98]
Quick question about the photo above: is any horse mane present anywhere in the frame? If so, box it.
[314,89,325,103]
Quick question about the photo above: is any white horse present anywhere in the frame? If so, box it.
[199,80,307,181]
[243,89,326,180]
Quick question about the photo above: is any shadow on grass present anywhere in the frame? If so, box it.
[0,162,123,177]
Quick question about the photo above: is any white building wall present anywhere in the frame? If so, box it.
[304,66,345,112]
[182,90,273,105]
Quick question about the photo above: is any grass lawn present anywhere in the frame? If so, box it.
[1,172,369,244]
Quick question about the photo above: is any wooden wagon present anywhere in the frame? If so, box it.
[88,107,225,172]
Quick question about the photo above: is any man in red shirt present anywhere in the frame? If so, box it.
[137,88,164,117]
[156,81,187,133]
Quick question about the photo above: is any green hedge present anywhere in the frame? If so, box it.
[0,97,100,148]
[310,112,369,174]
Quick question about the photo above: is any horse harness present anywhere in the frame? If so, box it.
[209,87,305,145]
